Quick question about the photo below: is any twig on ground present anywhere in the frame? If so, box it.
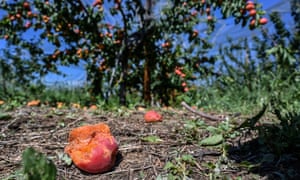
[119,145,143,152]
[181,101,225,121]
[1,118,18,134]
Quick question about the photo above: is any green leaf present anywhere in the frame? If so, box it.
[164,161,175,170]
[0,113,11,120]
[184,120,197,129]
[206,126,221,133]
[57,152,72,166]
[181,154,195,163]
[199,134,223,146]
[239,161,260,171]
[141,135,163,143]
[22,147,57,180]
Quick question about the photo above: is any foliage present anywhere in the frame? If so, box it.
[204,4,300,158]
[0,112,11,120]
[163,154,197,179]
[141,135,163,143]
[0,0,267,106]
[41,84,91,106]
[22,147,57,180]
[164,3,300,177]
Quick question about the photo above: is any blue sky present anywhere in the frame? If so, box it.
[0,0,293,86]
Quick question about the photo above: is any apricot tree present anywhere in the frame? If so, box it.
[0,0,267,105]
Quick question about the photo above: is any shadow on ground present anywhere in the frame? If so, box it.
[228,129,300,180]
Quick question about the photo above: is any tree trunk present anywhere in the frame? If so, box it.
[143,55,151,105]
[87,64,103,103]
[119,49,128,106]
[142,0,154,105]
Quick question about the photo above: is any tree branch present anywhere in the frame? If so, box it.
[181,101,225,121]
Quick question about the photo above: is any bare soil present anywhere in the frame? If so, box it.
[0,106,299,179]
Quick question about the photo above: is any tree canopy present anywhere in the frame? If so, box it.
[0,0,268,105]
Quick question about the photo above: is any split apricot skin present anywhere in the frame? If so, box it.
[65,123,118,174]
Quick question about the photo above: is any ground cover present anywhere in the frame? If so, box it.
[0,106,299,179]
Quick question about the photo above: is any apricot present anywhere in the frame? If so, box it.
[250,18,256,26]
[65,123,118,174]
[23,2,30,10]
[56,102,64,108]
[89,105,98,110]
[144,110,162,123]
[259,17,268,25]
[245,3,255,11]
[27,100,40,106]
[248,9,256,16]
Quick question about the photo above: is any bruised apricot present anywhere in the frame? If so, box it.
[65,123,118,174]
[144,110,162,123]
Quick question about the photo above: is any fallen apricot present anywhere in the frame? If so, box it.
[56,102,64,108]
[65,123,118,174]
[89,105,97,110]
[72,103,81,109]
[144,110,162,123]
[27,100,40,106]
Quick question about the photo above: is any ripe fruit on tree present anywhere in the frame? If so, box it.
[259,17,268,25]
[27,11,33,17]
[207,15,213,22]
[250,18,256,26]
[162,41,171,48]
[206,7,211,15]
[192,30,198,37]
[191,11,198,16]
[175,69,182,75]
[9,15,15,21]
[245,2,255,11]
[42,15,49,23]
[74,29,80,34]
[23,2,30,10]
[16,13,21,19]
[249,9,256,16]
[93,0,103,7]
[25,21,31,28]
